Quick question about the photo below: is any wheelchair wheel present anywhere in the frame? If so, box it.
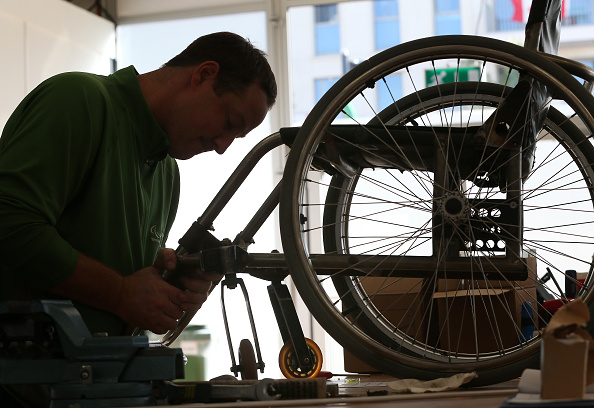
[279,35,594,385]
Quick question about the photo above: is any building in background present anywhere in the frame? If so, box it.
[288,0,594,125]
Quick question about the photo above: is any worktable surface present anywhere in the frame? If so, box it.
[171,375,519,408]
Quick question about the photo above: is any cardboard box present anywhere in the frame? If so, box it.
[541,335,589,399]
[357,277,462,295]
[344,277,462,372]
[434,287,535,354]
[540,298,592,400]
[344,291,426,373]
[344,347,380,373]
[432,257,538,354]
[344,262,537,370]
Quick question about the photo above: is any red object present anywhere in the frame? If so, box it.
[511,0,523,22]
[577,278,585,292]
[511,0,568,23]
[317,371,361,379]
[542,298,571,315]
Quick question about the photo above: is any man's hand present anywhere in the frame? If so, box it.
[115,266,183,334]
[154,248,223,313]
[48,249,222,335]
[115,248,222,334]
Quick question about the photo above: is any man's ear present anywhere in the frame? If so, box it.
[192,61,220,86]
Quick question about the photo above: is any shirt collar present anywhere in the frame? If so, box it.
[109,66,170,162]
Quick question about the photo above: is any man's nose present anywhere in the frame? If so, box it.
[215,133,236,155]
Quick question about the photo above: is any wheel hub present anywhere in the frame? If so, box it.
[439,192,470,224]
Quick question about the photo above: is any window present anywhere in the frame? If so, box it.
[315,77,339,103]
[316,77,359,119]
[435,0,461,35]
[494,0,525,31]
[315,3,337,22]
[315,4,340,55]
[562,0,593,26]
[374,0,400,50]
[377,74,403,110]
[117,12,279,381]
[496,0,592,31]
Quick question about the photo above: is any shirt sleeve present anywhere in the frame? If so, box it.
[0,74,105,290]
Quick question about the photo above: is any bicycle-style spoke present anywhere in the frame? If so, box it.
[328,73,591,351]
[280,36,594,384]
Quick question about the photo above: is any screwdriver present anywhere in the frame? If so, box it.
[317,371,371,379]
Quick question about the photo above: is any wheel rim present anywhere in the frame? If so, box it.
[278,338,323,378]
[280,36,594,382]
[328,83,594,360]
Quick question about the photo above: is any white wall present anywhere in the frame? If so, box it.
[0,0,115,128]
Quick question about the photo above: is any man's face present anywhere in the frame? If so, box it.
[167,68,269,160]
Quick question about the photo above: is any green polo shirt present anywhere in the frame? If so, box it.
[0,66,180,335]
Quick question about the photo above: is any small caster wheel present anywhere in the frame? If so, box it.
[238,338,258,380]
[278,338,323,378]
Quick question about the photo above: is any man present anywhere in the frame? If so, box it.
[0,31,277,338]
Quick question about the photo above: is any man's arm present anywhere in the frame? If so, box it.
[47,249,221,334]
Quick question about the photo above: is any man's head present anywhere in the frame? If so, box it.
[165,31,277,108]
[153,32,277,160]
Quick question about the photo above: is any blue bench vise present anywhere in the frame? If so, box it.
[0,300,184,407]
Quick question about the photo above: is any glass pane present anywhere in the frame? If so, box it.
[374,0,398,17]
[290,1,405,124]
[563,0,593,25]
[494,0,525,31]
[377,73,402,110]
[435,14,461,35]
[288,0,594,376]
[315,4,338,23]
[315,77,339,102]
[375,19,400,49]
[316,24,341,54]
[435,0,459,12]
[117,11,279,380]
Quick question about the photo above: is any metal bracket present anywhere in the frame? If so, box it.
[267,281,314,372]
[221,276,265,376]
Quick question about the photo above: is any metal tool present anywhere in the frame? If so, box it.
[162,378,278,404]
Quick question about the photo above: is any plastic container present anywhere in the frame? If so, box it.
[171,325,211,381]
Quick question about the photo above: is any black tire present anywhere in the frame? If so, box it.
[238,338,258,380]
[280,35,594,386]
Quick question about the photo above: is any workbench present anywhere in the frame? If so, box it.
[168,375,518,408]
[0,301,518,408]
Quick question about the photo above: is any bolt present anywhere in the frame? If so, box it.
[80,365,92,384]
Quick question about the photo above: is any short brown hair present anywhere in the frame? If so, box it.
[166,32,277,108]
